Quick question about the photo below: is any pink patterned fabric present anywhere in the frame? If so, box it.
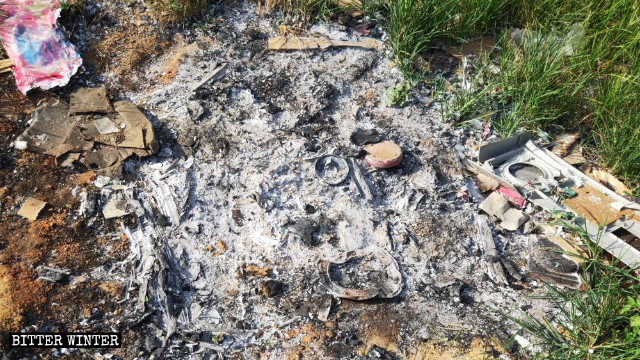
[0,0,82,94]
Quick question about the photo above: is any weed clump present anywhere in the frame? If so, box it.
[147,0,210,21]
[505,224,640,359]
[258,0,343,23]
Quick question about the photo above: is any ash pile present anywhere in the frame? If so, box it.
[69,4,570,358]
[14,2,639,358]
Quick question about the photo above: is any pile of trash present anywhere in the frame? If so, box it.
[463,132,640,288]
[14,87,158,179]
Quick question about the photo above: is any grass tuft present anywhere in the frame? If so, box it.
[422,1,640,192]
[259,0,345,23]
[504,223,640,359]
[589,75,640,191]
[490,29,588,136]
[147,0,210,21]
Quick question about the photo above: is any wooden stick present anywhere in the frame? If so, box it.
[191,62,228,92]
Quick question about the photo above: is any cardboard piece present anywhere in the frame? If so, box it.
[15,90,159,179]
[113,101,159,153]
[69,87,113,113]
[15,101,76,155]
[0,58,13,73]
[18,197,47,221]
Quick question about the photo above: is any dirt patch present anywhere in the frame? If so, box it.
[0,264,49,331]
[83,7,173,89]
[158,35,217,85]
[407,338,497,359]
[283,322,340,360]
[359,305,402,355]
[0,70,130,357]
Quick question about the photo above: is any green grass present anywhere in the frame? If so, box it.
[261,0,640,191]
[371,0,507,74]
[504,223,640,359]
[386,81,412,107]
[369,0,640,193]
[264,3,640,356]
[589,75,640,190]
[490,29,589,136]
[381,0,458,74]
[268,0,639,186]
[58,0,86,16]
[262,0,349,23]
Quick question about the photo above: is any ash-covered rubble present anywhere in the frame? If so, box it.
[64,2,566,358]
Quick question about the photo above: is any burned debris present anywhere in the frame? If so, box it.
[319,249,403,301]
[14,87,158,179]
[2,1,639,359]
[267,36,384,51]
[465,132,640,288]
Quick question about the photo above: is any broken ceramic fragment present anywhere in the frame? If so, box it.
[364,141,403,169]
